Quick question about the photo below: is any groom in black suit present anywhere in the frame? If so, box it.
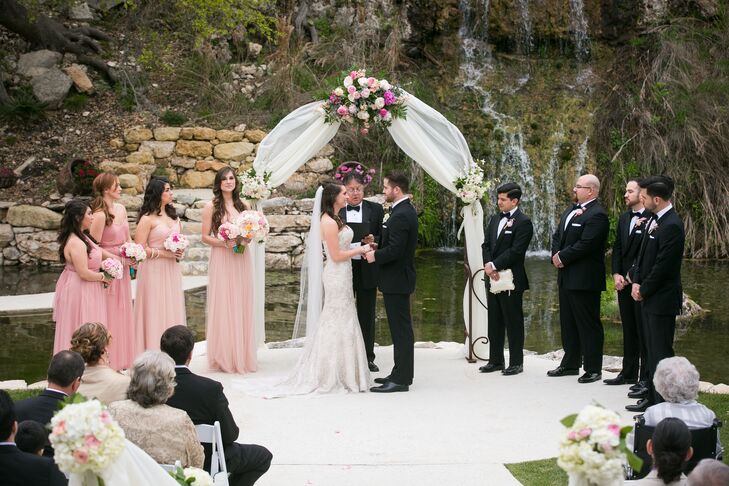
[338,171,385,372]
[364,172,418,393]
[626,175,685,412]
[549,174,609,384]
[480,182,534,376]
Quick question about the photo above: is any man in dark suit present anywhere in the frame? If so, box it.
[626,175,685,412]
[0,390,68,485]
[14,350,85,457]
[605,178,652,389]
[364,172,418,393]
[338,171,385,373]
[549,174,610,384]
[161,326,272,486]
[479,182,534,376]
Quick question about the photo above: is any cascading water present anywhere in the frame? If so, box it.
[574,136,590,177]
[516,0,533,55]
[569,0,591,61]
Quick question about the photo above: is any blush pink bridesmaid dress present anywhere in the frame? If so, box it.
[53,242,108,354]
[134,220,186,352]
[99,220,136,369]
[206,219,257,374]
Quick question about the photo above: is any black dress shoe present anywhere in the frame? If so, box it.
[370,382,409,393]
[374,377,390,385]
[479,362,504,373]
[368,362,379,372]
[630,380,648,392]
[578,372,602,383]
[547,366,580,377]
[603,374,638,385]
[628,388,648,399]
[502,365,523,376]
[625,398,650,412]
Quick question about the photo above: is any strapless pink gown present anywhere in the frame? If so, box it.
[53,243,108,354]
[99,221,135,369]
[134,221,186,352]
[206,238,257,374]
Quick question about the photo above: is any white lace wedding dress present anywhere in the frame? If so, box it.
[241,226,371,397]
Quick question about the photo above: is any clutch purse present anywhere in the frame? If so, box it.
[489,269,515,294]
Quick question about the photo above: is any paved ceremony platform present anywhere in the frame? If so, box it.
[192,341,633,486]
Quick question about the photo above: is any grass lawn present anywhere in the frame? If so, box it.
[506,392,729,485]
[6,388,43,401]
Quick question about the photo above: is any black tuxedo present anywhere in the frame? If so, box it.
[166,367,272,486]
[481,208,534,366]
[14,389,67,457]
[611,209,653,381]
[551,199,610,373]
[633,207,685,404]
[339,199,385,363]
[374,198,418,385]
[0,444,67,486]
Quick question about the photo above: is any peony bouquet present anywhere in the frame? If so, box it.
[164,232,189,262]
[236,210,270,244]
[100,258,123,288]
[49,398,126,482]
[217,221,245,254]
[239,168,273,201]
[119,242,146,265]
[322,68,407,134]
[453,163,492,206]
[558,404,641,486]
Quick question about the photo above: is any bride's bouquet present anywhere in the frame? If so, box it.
[100,258,123,288]
[235,210,270,244]
[50,398,126,482]
[164,232,189,262]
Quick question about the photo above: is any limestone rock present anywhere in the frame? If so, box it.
[699,381,714,393]
[154,127,182,141]
[110,138,125,149]
[306,157,334,173]
[140,141,176,159]
[118,174,142,192]
[266,215,311,233]
[176,140,213,158]
[98,160,155,179]
[261,197,293,215]
[171,157,196,169]
[124,127,154,143]
[124,143,139,152]
[7,205,62,230]
[195,160,228,172]
[15,230,60,261]
[2,246,19,260]
[126,150,155,165]
[181,221,202,234]
[184,247,210,261]
[63,64,94,93]
[118,194,143,211]
[185,208,204,222]
[30,68,72,108]
[214,141,255,160]
[708,383,729,395]
[316,144,335,158]
[0,224,13,248]
[294,198,315,212]
[248,42,263,57]
[180,170,216,188]
[179,127,195,140]
[216,130,244,142]
[266,234,302,252]
[283,172,320,193]
[265,252,290,270]
[69,2,94,20]
[17,50,62,77]
[292,253,305,269]
[234,123,247,132]
[179,261,208,276]
[243,129,267,143]
[193,127,217,140]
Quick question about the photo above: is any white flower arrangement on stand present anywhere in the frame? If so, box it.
[239,168,273,201]
[453,161,492,208]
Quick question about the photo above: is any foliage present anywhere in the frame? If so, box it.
[416,173,446,248]
[0,86,47,124]
[600,276,619,322]
[160,110,188,126]
[62,93,89,112]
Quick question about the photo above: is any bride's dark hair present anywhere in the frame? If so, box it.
[321,181,345,230]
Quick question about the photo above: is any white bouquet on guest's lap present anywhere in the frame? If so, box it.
[170,463,214,486]
[235,210,270,244]
[50,398,125,480]
[558,404,640,486]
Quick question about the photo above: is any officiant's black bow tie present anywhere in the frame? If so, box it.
[631,211,642,218]
[346,205,360,212]
[500,212,511,219]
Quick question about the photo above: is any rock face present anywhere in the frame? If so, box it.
[17,50,62,77]
[124,127,154,143]
[140,141,176,159]
[30,69,72,107]
[176,140,213,158]
[213,141,255,160]
[7,205,62,230]
[15,231,59,262]
[180,170,216,188]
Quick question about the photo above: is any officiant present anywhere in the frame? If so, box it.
[480,183,534,376]
[338,165,385,373]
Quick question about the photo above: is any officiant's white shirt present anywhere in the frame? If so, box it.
[346,202,363,223]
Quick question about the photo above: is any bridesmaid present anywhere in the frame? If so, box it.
[202,167,256,373]
[134,177,186,352]
[89,173,135,370]
[53,199,112,354]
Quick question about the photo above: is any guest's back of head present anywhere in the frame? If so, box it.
[160,325,195,366]
[649,417,693,484]
[688,459,729,486]
[127,350,176,408]
[15,420,47,455]
[70,322,112,366]
[0,390,15,442]
[654,356,700,404]
[47,350,85,389]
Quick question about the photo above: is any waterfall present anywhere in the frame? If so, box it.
[569,0,591,61]
[516,0,533,55]
[574,136,589,177]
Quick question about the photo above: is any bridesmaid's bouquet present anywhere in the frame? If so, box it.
[100,258,123,288]
[164,232,189,262]
[217,221,246,254]
[235,210,270,244]
[119,242,146,265]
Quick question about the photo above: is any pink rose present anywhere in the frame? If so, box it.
[578,428,592,438]
[100,411,112,424]
[84,434,102,448]
[52,421,66,436]
[350,70,359,80]
[73,448,89,464]
[608,424,621,436]
[379,109,389,118]
[337,106,348,116]
[360,128,369,135]
[367,77,377,87]
[347,85,357,95]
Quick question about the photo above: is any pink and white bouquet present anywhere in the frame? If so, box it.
[217,221,245,254]
[239,168,273,201]
[49,399,125,478]
[453,163,492,206]
[100,258,123,288]
[164,232,189,262]
[235,210,270,244]
[322,68,407,134]
[119,242,146,265]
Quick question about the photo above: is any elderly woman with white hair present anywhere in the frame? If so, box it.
[109,351,204,468]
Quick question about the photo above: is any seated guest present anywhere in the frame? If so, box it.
[687,459,729,485]
[15,350,85,456]
[70,322,131,404]
[161,326,272,486]
[0,390,67,486]
[629,417,692,485]
[109,351,203,468]
[15,420,47,455]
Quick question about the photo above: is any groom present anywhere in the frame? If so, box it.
[364,172,418,393]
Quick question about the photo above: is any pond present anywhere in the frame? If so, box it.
[1,253,727,385]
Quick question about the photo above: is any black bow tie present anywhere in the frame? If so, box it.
[572,204,582,211]
[346,205,360,212]
[500,212,511,219]
[630,211,642,218]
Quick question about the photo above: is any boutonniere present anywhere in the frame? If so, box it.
[634,217,648,227]
[383,213,390,224]
[648,220,658,234]
[505,218,515,228]
[574,208,584,217]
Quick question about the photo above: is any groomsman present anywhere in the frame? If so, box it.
[338,171,385,373]
[479,183,534,375]
[605,179,652,388]
[549,174,610,383]
[626,175,685,412]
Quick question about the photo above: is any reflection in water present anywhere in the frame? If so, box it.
[1,255,727,385]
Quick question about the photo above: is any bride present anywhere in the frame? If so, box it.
[243,181,372,397]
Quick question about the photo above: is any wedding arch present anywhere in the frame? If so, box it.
[248,86,489,357]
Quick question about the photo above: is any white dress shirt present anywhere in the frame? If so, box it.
[345,202,363,223]
[629,208,646,234]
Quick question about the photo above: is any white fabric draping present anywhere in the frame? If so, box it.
[250,92,488,356]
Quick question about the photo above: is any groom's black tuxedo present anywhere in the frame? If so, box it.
[339,199,384,363]
[481,208,533,367]
[374,198,418,385]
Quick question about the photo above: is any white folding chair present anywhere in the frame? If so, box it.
[196,421,229,486]
[159,460,180,473]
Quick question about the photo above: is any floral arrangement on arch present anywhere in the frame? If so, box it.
[558,404,642,486]
[322,68,407,135]
[334,161,376,184]
[239,167,273,201]
[453,161,492,205]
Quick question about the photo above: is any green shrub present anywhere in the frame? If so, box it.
[0,86,47,124]
[161,110,188,126]
[63,93,89,111]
